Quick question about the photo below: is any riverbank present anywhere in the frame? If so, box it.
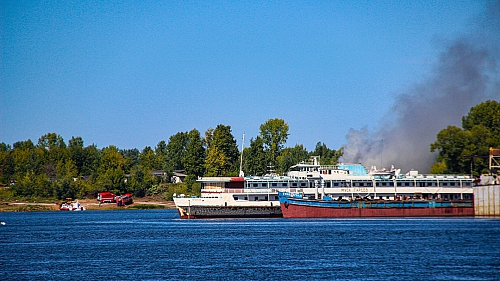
[0,197,176,212]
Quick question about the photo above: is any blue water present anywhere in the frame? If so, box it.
[1,210,499,281]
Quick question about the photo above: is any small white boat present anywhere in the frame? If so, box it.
[60,201,86,211]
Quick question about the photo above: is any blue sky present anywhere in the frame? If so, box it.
[0,1,492,155]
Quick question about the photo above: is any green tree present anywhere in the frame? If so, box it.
[259,118,289,170]
[68,136,85,175]
[0,143,11,153]
[462,100,500,135]
[184,129,206,177]
[430,126,469,173]
[204,128,214,149]
[121,148,140,174]
[12,170,52,198]
[430,100,500,175]
[310,142,340,165]
[276,144,309,174]
[430,161,447,174]
[54,159,79,199]
[165,132,188,172]
[205,146,227,176]
[154,140,168,170]
[37,133,69,180]
[139,146,156,171]
[12,140,43,177]
[204,125,239,176]
[242,136,267,176]
[0,143,14,185]
[37,133,67,151]
[97,145,125,193]
[81,144,100,176]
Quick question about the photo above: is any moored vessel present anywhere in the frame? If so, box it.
[173,176,296,219]
[278,161,474,218]
[60,201,86,211]
[279,192,473,218]
[174,157,475,218]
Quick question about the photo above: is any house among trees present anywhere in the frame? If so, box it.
[151,170,167,178]
[172,170,187,183]
[150,170,186,183]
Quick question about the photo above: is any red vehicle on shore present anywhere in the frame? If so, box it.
[97,192,116,204]
[116,193,133,206]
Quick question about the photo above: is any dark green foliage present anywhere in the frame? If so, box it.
[276,145,310,174]
[184,129,206,177]
[204,125,239,176]
[0,143,12,153]
[243,137,268,176]
[154,140,168,170]
[310,142,341,165]
[165,132,188,171]
[259,118,289,170]
[121,148,140,174]
[1,118,348,200]
[431,100,500,175]
[68,137,85,175]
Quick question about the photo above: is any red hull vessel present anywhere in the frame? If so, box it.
[280,203,474,218]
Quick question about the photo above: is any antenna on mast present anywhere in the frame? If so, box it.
[239,132,245,177]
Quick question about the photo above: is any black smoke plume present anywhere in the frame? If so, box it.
[342,1,500,172]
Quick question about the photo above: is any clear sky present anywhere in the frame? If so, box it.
[0,1,495,161]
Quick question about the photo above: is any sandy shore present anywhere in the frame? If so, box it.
[0,197,176,212]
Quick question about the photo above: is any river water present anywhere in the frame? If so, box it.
[1,210,499,281]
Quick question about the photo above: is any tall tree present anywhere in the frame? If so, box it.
[204,128,214,150]
[154,140,168,170]
[81,144,100,176]
[204,125,239,176]
[276,145,309,174]
[0,143,14,185]
[165,132,188,171]
[184,129,206,177]
[462,100,500,136]
[37,133,67,151]
[431,100,500,175]
[97,145,125,192]
[12,140,42,177]
[311,142,341,165]
[68,136,85,175]
[430,126,469,173]
[205,146,227,176]
[259,118,289,170]
[37,133,68,179]
[121,148,140,174]
[243,136,267,176]
[139,146,156,171]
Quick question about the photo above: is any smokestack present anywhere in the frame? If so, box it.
[342,1,500,172]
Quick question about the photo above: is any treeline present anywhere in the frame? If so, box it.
[2,100,497,201]
[430,100,500,175]
[0,118,340,201]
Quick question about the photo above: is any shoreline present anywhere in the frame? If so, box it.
[0,198,176,212]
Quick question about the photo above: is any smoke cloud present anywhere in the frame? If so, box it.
[342,1,500,173]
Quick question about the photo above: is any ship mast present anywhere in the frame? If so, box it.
[239,133,245,177]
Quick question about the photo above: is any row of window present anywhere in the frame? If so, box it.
[242,180,473,189]
[233,195,280,201]
[247,182,310,188]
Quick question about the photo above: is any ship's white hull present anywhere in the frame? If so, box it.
[173,189,284,218]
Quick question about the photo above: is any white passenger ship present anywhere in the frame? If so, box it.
[173,157,474,219]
